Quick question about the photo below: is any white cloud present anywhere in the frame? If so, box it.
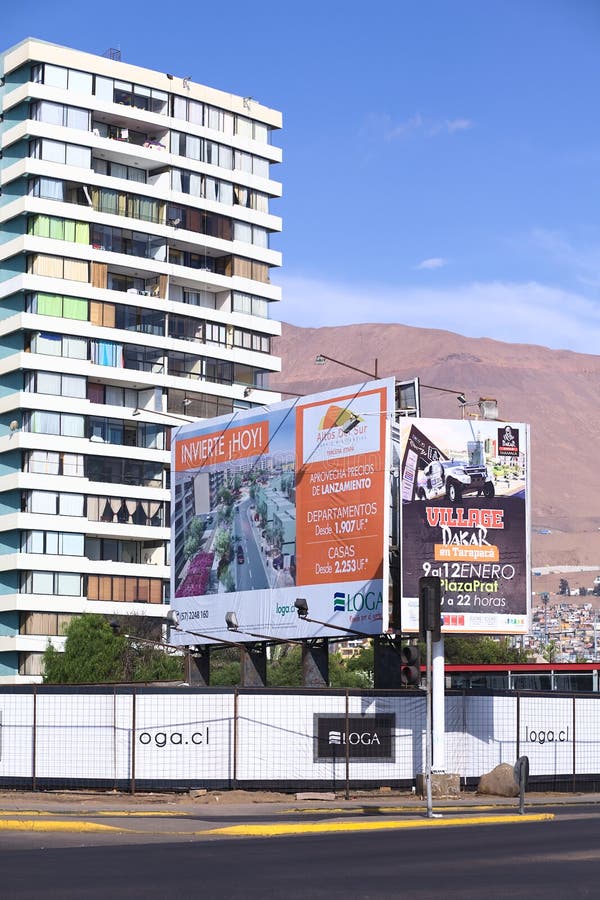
[275,274,600,354]
[444,118,473,134]
[368,112,473,142]
[531,228,600,288]
[416,257,448,270]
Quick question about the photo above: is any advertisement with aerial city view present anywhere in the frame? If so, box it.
[170,379,395,645]
[399,417,531,635]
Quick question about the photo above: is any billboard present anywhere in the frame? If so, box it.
[170,379,394,645]
[398,418,530,634]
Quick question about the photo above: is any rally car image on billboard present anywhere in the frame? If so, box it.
[416,441,495,502]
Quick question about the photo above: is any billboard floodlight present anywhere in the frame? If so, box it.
[225,611,239,631]
[166,609,180,628]
[478,398,499,420]
[295,598,309,618]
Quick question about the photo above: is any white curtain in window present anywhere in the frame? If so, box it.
[58,493,84,516]
[187,136,201,161]
[253,157,269,179]
[43,140,66,163]
[188,100,203,125]
[45,65,68,89]
[45,532,59,554]
[29,452,60,475]
[67,107,89,131]
[32,571,54,594]
[62,532,82,557]
[36,371,61,394]
[31,411,60,434]
[234,222,252,244]
[69,70,93,94]
[236,116,253,138]
[62,374,86,398]
[173,96,187,120]
[29,491,57,514]
[66,144,91,168]
[63,335,87,359]
[62,454,84,477]
[61,414,85,437]
[57,573,81,596]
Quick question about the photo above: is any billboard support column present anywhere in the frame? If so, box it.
[186,648,211,686]
[241,642,267,687]
[432,635,445,772]
[302,638,329,686]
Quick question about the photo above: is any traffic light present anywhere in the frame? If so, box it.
[400,644,421,686]
[419,576,442,642]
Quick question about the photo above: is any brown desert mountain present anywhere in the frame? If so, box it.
[271,322,600,568]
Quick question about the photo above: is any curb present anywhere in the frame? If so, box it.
[0,819,130,833]
[202,812,555,838]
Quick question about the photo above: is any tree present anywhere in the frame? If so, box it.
[558,579,570,596]
[543,640,559,663]
[443,635,531,665]
[43,614,184,684]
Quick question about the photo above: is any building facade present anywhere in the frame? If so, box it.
[0,39,282,682]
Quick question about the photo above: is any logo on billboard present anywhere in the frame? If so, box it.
[318,404,363,431]
[498,425,520,457]
[333,592,346,612]
[315,714,395,761]
[332,590,383,613]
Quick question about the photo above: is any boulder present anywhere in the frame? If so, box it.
[477,763,519,797]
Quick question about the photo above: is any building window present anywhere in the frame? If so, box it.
[232,292,269,318]
[86,575,163,604]
[25,491,85,516]
[30,100,90,132]
[21,571,83,596]
[21,531,84,556]
[23,451,84,477]
[25,371,86,398]
[27,292,88,321]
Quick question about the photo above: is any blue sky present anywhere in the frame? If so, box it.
[4,1,600,353]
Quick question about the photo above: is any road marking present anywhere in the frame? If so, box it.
[202,813,555,838]
[0,819,130,833]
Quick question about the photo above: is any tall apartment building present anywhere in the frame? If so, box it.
[0,39,282,682]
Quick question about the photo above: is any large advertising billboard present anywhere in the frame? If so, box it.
[170,379,394,645]
[398,418,530,635]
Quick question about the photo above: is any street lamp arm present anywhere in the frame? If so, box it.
[315,353,378,380]
[172,625,244,648]
[302,614,372,639]
[419,384,466,399]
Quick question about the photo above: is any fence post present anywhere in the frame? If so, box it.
[345,689,350,800]
[131,688,136,795]
[32,685,37,792]
[113,685,117,792]
[515,691,520,760]
[572,694,576,794]
[233,689,238,789]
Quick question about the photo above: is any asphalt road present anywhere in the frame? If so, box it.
[1,813,599,899]
[235,498,268,591]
